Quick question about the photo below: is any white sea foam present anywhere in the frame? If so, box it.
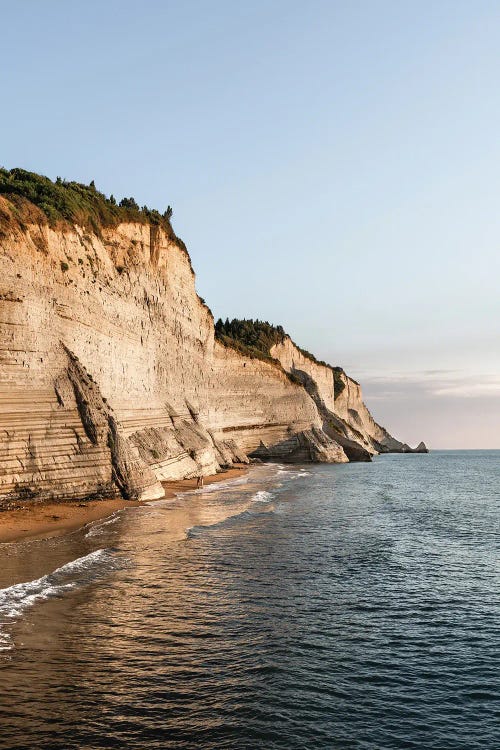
[252,490,273,503]
[85,513,120,538]
[0,548,114,650]
[194,476,249,494]
[277,468,312,479]
[148,475,250,506]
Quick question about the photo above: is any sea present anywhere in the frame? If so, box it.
[0,451,498,750]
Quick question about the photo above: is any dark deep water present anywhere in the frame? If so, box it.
[0,451,498,749]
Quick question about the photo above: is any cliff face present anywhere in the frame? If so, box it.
[272,338,427,456]
[0,201,349,506]
[0,191,423,507]
[334,371,405,453]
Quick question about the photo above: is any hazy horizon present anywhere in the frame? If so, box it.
[2,0,499,448]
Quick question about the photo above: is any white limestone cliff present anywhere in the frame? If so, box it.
[0,201,348,506]
[0,191,425,507]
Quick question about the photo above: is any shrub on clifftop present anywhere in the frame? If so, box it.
[215,318,286,367]
[215,318,286,357]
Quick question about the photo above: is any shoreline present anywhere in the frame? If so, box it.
[0,465,249,545]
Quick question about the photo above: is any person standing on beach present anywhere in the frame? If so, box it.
[196,474,204,489]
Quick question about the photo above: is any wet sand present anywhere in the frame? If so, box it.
[0,466,249,544]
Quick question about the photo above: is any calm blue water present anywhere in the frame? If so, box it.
[0,451,498,749]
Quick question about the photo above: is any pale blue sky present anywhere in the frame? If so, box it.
[2,0,499,447]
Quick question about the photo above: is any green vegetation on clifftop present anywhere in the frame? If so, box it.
[215,319,286,363]
[0,168,182,244]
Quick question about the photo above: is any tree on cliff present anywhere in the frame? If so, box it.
[119,197,139,210]
[215,318,286,359]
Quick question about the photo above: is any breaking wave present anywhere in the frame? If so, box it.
[192,475,249,494]
[277,468,312,479]
[251,490,273,503]
[0,548,120,650]
[186,507,274,539]
[85,513,120,538]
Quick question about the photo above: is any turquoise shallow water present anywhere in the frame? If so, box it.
[0,451,498,749]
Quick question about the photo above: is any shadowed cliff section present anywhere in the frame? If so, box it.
[63,345,163,501]
[0,172,425,507]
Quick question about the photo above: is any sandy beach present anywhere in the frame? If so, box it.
[0,466,249,545]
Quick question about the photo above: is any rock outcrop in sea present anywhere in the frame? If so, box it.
[0,170,427,505]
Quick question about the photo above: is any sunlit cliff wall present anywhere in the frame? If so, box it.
[0,203,347,505]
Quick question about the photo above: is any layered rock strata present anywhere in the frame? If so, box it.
[0,195,424,507]
[0,202,345,505]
